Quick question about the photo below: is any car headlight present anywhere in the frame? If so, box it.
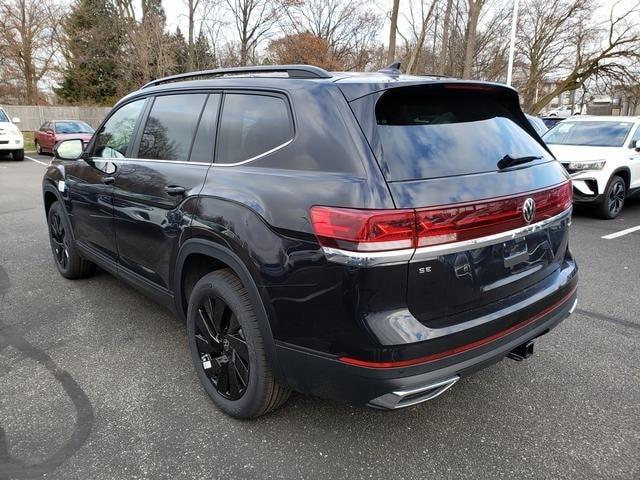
[9,125,22,136]
[567,160,606,171]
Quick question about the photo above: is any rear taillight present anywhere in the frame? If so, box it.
[310,182,571,253]
[309,206,415,252]
[415,181,573,247]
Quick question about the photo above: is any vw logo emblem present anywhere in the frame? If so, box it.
[522,198,536,223]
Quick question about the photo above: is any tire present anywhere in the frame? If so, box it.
[47,201,96,279]
[187,269,290,419]
[597,175,626,219]
[12,149,24,161]
[36,141,42,155]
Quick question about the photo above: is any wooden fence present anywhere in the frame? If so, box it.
[1,105,112,131]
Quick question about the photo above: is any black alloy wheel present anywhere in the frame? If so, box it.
[598,175,626,219]
[187,269,290,418]
[194,294,250,400]
[47,201,96,279]
[607,179,625,217]
[49,210,70,270]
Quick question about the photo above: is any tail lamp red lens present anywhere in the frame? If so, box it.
[310,182,572,253]
[309,206,416,251]
[415,181,573,247]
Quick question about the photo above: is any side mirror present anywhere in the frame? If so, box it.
[54,139,85,161]
[11,117,20,124]
[632,140,640,152]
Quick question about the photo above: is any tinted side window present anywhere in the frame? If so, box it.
[138,94,206,161]
[189,94,221,163]
[94,99,145,158]
[216,93,293,164]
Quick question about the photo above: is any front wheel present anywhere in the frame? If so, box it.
[47,201,96,279]
[187,269,290,418]
[12,149,24,161]
[597,175,626,219]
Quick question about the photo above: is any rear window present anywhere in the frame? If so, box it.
[55,121,94,134]
[374,87,550,181]
[543,121,633,147]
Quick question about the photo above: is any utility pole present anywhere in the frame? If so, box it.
[506,0,520,86]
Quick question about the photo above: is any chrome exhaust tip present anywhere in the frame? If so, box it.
[368,376,460,410]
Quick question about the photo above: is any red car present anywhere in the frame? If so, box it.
[35,120,94,155]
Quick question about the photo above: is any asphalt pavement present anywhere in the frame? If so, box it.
[0,154,638,479]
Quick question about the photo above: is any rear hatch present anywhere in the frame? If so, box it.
[348,82,572,328]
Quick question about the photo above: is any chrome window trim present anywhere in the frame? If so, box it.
[321,207,572,267]
[212,137,294,166]
[92,132,293,167]
[89,157,211,166]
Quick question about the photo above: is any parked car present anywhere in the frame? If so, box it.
[543,115,640,218]
[526,114,549,136]
[541,116,567,129]
[43,65,578,418]
[0,107,24,161]
[35,120,94,155]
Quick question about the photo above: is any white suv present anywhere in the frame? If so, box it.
[0,107,24,161]
[543,116,640,218]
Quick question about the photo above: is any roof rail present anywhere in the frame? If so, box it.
[141,65,332,89]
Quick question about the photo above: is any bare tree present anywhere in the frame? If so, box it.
[387,0,401,64]
[517,0,640,112]
[280,0,382,70]
[472,1,511,81]
[438,0,454,74]
[225,0,279,65]
[402,0,437,74]
[185,0,204,70]
[462,0,487,78]
[0,0,61,104]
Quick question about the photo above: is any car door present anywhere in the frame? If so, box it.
[44,122,57,151]
[65,98,146,263]
[35,122,47,148]
[38,122,51,150]
[111,92,219,290]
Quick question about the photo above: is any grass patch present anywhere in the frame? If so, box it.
[23,131,36,152]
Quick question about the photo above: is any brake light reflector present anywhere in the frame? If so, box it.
[309,206,415,252]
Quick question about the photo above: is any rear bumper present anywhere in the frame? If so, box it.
[275,288,577,408]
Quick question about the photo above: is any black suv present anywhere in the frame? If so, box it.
[43,65,578,418]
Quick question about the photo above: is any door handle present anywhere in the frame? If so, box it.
[101,176,115,185]
[165,185,186,196]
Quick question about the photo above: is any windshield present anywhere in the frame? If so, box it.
[543,121,632,147]
[0,110,9,123]
[374,87,550,181]
[55,121,94,134]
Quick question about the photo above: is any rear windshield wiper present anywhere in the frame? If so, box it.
[497,154,543,170]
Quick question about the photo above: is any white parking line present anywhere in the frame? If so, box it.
[602,225,640,240]
[25,155,50,166]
